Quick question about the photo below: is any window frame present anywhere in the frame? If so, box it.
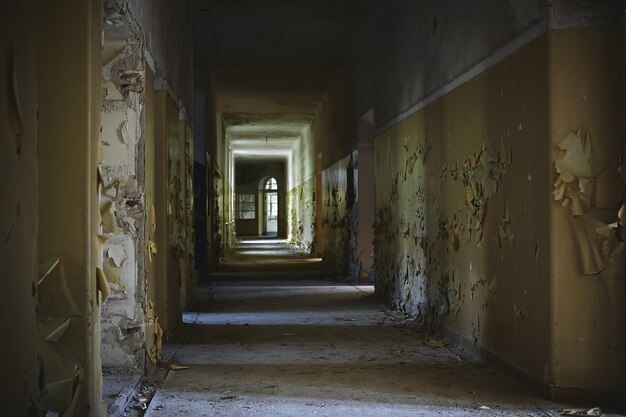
[237,193,256,220]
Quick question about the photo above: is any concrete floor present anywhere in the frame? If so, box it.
[144,241,576,416]
[102,369,142,416]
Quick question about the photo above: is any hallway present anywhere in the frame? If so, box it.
[145,245,564,417]
[3,1,626,415]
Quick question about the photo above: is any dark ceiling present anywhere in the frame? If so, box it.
[191,0,386,67]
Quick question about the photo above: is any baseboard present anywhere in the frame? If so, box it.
[547,385,617,407]
[436,323,621,408]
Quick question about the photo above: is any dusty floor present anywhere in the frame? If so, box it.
[103,370,142,415]
[142,240,592,417]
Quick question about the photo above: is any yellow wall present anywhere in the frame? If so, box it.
[322,155,352,273]
[37,0,105,414]
[154,92,195,332]
[374,35,551,382]
[1,1,40,414]
[154,91,182,334]
[374,24,626,400]
[144,64,163,364]
[548,26,626,398]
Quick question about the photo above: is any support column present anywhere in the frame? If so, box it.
[37,0,106,414]
[548,21,626,403]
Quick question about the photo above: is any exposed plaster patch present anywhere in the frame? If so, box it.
[107,244,127,268]
[103,80,124,100]
[553,126,625,276]
[553,127,594,216]
[289,180,315,253]
[99,0,148,368]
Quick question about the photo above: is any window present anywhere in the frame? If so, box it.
[264,177,278,191]
[266,192,278,220]
[237,194,255,219]
[263,178,279,234]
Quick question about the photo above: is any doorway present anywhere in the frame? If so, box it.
[263,177,278,236]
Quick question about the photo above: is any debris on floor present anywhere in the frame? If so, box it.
[561,407,602,416]
[168,364,190,370]
[122,382,156,417]
[143,279,570,416]
[424,339,445,348]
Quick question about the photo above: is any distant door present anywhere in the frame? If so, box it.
[263,178,278,236]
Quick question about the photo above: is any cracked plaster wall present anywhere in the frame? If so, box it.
[153,91,195,333]
[127,0,193,116]
[288,177,316,253]
[374,35,551,384]
[206,87,223,266]
[371,19,625,401]
[288,126,316,253]
[143,63,163,365]
[354,147,376,282]
[98,0,148,369]
[99,0,196,363]
[342,0,624,400]
[321,155,353,275]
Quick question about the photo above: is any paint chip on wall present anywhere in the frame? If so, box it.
[107,245,127,267]
[553,127,594,216]
[97,267,111,303]
[45,318,72,343]
[148,240,158,263]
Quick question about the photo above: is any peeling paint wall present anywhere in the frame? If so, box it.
[37,0,106,414]
[206,82,222,267]
[4,0,193,413]
[153,91,195,333]
[288,177,316,252]
[128,0,193,115]
[346,148,376,282]
[548,25,626,399]
[354,147,376,282]
[153,90,175,334]
[98,0,147,369]
[341,0,624,401]
[374,35,551,383]
[143,64,163,365]
[1,1,40,414]
[177,121,195,310]
[289,126,316,253]
[322,155,353,274]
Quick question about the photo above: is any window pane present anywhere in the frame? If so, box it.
[265,178,277,190]
[237,194,255,219]
[240,211,255,219]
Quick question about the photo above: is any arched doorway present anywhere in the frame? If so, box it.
[263,177,278,236]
